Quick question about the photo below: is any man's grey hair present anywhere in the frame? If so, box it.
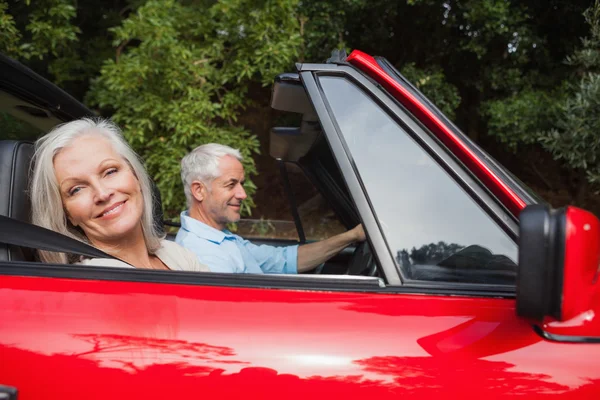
[30,118,164,264]
[181,143,243,206]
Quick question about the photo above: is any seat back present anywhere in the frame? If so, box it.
[0,140,35,261]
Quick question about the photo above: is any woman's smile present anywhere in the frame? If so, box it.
[96,200,128,220]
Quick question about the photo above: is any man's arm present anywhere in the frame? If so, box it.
[297,224,365,273]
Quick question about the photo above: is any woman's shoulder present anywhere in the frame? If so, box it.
[157,240,210,272]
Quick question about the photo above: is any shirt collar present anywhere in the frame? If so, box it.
[180,211,234,244]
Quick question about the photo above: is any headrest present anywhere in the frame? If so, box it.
[0,140,35,261]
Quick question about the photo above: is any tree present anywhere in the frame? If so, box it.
[0,0,127,98]
[399,63,461,120]
[538,0,600,204]
[296,0,366,62]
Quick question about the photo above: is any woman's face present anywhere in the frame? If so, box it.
[53,134,144,247]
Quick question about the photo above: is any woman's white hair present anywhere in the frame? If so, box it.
[180,143,243,206]
[30,118,164,264]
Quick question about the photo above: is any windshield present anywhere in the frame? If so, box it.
[319,75,518,285]
[375,57,545,206]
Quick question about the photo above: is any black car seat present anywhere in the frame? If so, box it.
[0,140,35,261]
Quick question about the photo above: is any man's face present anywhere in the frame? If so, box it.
[199,155,247,230]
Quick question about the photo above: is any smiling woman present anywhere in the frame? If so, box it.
[29,118,209,272]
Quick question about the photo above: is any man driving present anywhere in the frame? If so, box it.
[176,143,366,274]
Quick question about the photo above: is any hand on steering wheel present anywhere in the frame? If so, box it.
[347,241,377,276]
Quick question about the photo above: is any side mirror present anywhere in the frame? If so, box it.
[271,73,316,118]
[517,204,600,322]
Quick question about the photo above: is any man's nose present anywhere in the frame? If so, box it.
[236,184,247,200]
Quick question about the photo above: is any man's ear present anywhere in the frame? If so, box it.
[191,180,207,202]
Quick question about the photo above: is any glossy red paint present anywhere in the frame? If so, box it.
[542,207,600,337]
[346,50,527,216]
[2,275,600,399]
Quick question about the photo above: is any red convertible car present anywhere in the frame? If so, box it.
[0,49,599,399]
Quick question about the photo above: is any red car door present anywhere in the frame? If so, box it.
[2,272,598,399]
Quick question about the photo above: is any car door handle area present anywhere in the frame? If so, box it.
[0,385,18,400]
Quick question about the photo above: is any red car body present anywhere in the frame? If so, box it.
[0,50,599,399]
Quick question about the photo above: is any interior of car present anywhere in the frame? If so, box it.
[0,134,379,277]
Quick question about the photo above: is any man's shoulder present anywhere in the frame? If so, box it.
[175,231,242,273]
[179,212,230,244]
[177,227,238,255]
[175,224,199,241]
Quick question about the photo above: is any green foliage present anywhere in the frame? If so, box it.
[538,1,600,187]
[0,0,117,93]
[400,62,461,120]
[297,0,366,62]
[568,1,600,71]
[0,0,22,56]
[87,0,301,219]
[452,0,531,61]
[0,0,80,60]
[484,87,564,151]
[20,0,80,60]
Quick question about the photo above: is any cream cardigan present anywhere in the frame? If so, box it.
[78,240,209,272]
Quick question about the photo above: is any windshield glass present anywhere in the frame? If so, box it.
[376,57,545,205]
[319,75,518,285]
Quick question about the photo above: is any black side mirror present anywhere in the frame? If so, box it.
[517,204,600,322]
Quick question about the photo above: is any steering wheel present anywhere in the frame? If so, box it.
[346,241,377,276]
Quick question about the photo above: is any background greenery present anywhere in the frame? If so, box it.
[2,0,599,219]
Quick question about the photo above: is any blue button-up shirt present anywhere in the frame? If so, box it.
[175,211,298,274]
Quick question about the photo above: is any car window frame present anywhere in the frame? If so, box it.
[299,65,518,295]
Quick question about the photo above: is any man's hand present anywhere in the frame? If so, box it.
[296,223,368,272]
[350,224,366,242]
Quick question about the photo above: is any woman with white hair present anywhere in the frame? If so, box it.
[30,118,208,271]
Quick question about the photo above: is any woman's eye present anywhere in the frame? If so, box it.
[69,187,82,196]
[106,168,118,176]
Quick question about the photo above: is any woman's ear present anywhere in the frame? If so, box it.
[191,180,206,202]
